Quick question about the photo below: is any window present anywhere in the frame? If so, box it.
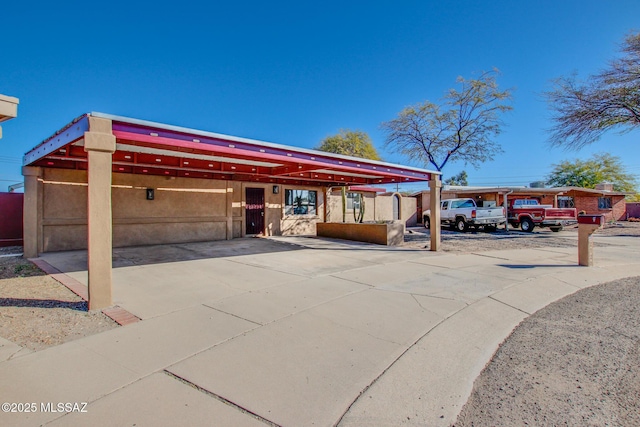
[558,196,575,208]
[285,189,317,215]
[346,192,363,211]
[441,201,449,210]
[598,197,612,209]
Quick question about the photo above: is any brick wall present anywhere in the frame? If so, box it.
[574,195,626,222]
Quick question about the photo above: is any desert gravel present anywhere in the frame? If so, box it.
[454,277,640,427]
[0,256,117,352]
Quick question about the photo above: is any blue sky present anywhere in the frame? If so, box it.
[1,1,639,193]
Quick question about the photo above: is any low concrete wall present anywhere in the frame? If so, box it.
[316,222,405,246]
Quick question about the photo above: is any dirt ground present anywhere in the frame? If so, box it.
[0,252,117,353]
[454,277,640,427]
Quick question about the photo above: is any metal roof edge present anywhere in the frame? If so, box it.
[90,112,440,176]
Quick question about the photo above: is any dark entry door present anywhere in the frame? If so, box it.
[245,187,265,235]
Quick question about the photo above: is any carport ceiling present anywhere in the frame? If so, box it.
[24,113,437,187]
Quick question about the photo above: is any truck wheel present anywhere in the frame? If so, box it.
[455,218,468,232]
[520,217,535,233]
[424,217,430,229]
[550,226,563,232]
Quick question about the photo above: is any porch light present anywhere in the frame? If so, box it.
[273,185,279,194]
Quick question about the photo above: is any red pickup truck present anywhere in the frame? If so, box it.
[508,199,577,232]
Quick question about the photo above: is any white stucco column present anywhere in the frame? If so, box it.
[22,166,43,258]
[84,117,116,310]
[429,175,441,251]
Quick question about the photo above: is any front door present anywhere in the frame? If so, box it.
[245,187,265,235]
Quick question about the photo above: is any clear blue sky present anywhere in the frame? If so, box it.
[1,1,639,193]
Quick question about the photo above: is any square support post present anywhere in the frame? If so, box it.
[84,117,116,310]
[226,181,233,240]
[22,166,43,258]
[429,175,441,251]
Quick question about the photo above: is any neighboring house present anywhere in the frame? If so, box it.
[325,186,417,226]
[414,184,628,224]
[560,184,627,222]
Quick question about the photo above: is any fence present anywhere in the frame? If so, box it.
[0,192,23,247]
[627,202,640,219]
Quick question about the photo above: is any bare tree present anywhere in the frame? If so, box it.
[382,70,512,173]
[545,32,640,149]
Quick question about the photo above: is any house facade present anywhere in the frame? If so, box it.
[22,113,441,309]
[415,184,628,224]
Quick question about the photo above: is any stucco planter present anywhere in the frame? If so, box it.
[316,221,405,246]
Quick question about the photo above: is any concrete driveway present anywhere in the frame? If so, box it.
[2,234,640,426]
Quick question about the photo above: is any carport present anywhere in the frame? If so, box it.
[22,113,441,309]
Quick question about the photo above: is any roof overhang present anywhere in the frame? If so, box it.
[0,94,19,124]
[24,113,438,187]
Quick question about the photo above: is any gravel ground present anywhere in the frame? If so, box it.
[403,221,640,252]
[0,256,118,352]
[454,277,640,427]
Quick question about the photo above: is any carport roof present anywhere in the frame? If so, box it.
[24,112,438,187]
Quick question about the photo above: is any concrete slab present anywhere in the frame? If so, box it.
[411,294,469,319]
[375,267,518,303]
[491,275,582,314]
[76,305,257,376]
[468,247,577,263]
[109,263,241,319]
[332,260,450,288]
[307,289,459,346]
[47,373,265,427]
[233,248,378,277]
[338,298,527,427]
[0,342,139,426]
[551,263,640,289]
[168,311,403,427]
[205,276,369,325]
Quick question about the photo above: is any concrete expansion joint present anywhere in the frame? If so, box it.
[225,258,310,278]
[202,304,262,326]
[163,370,281,427]
[469,252,513,261]
[327,274,375,287]
[487,295,532,316]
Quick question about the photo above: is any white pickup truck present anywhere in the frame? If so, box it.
[423,198,506,232]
